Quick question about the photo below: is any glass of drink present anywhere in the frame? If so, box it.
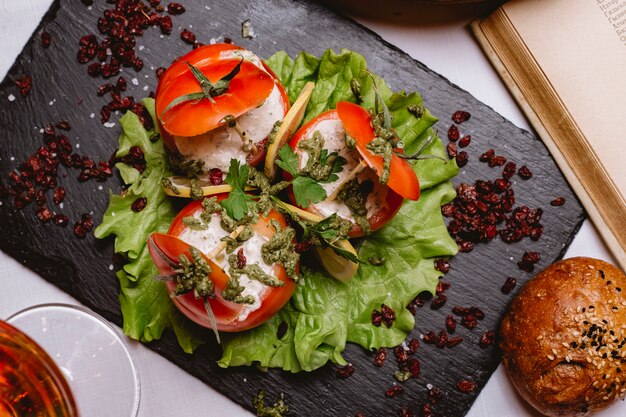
[2,304,141,417]
[0,319,77,416]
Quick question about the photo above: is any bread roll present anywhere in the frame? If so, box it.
[500,257,626,416]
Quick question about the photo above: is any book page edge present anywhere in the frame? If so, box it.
[470,18,626,271]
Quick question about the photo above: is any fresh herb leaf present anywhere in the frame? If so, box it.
[291,176,326,208]
[162,92,205,115]
[318,149,345,183]
[220,159,255,220]
[275,146,299,176]
[276,146,328,207]
[212,59,243,94]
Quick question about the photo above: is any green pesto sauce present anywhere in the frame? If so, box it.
[168,152,205,178]
[253,390,288,417]
[344,132,356,150]
[350,78,361,101]
[228,253,284,287]
[174,247,214,298]
[221,225,254,254]
[368,256,386,266]
[182,196,221,230]
[189,178,204,200]
[407,103,424,118]
[297,131,345,182]
[247,167,273,216]
[261,220,300,281]
[366,136,392,184]
[267,120,282,145]
[161,177,180,195]
[221,254,255,305]
[337,178,373,235]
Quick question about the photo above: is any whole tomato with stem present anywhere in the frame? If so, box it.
[155,43,290,168]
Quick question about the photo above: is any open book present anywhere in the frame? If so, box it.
[472,0,626,270]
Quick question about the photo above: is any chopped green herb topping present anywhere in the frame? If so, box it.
[189,178,204,200]
[350,78,361,101]
[337,178,373,235]
[368,256,386,266]
[366,136,393,184]
[267,120,282,145]
[168,153,205,178]
[253,390,288,417]
[228,253,284,287]
[394,370,412,382]
[221,256,255,305]
[407,103,424,118]
[182,216,206,231]
[161,177,181,195]
[173,247,214,298]
[220,224,254,253]
[262,219,299,281]
[297,131,346,183]
[344,132,356,149]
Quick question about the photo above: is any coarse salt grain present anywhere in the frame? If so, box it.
[8,94,15,102]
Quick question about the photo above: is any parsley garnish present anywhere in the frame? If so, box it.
[275,146,327,208]
[220,159,256,220]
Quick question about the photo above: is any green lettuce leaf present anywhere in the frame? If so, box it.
[96,49,459,372]
[94,99,206,353]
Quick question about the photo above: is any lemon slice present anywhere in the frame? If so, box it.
[161,176,235,198]
[314,240,359,282]
[264,81,315,180]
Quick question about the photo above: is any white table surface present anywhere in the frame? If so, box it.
[0,0,622,416]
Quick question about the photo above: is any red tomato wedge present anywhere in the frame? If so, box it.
[286,110,404,238]
[156,59,275,137]
[148,233,244,326]
[149,196,297,332]
[336,101,420,201]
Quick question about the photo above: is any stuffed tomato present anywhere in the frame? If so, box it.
[148,195,298,332]
[284,101,422,237]
[155,43,290,175]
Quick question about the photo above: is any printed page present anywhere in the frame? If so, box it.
[502,0,626,199]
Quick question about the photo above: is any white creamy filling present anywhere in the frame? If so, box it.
[297,119,382,222]
[177,213,275,321]
[173,82,284,173]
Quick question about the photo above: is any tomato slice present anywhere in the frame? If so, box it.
[336,101,420,201]
[156,59,275,137]
[286,110,403,238]
[152,196,297,332]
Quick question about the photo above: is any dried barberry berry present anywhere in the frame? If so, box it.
[41,31,52,48]
[501,277,517,294]
[456,380,476,393]
[336,364,354,379]
[452,110,471,123]
[131,197,148,212]
[550,197,566,206]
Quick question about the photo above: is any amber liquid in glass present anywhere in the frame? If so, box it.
[0,321,77,417]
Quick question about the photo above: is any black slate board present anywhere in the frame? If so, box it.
[0,1,584,416]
